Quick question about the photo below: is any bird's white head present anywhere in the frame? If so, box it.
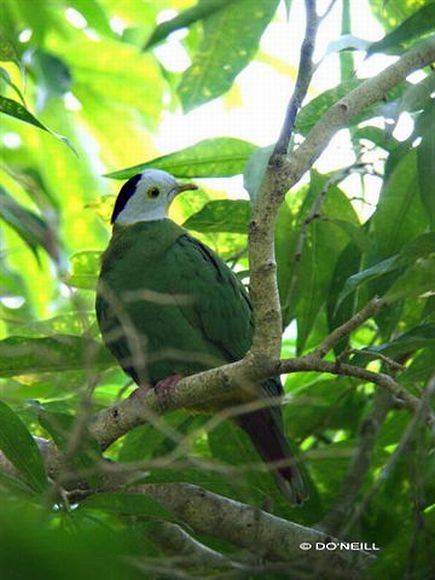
[111,169,197,225]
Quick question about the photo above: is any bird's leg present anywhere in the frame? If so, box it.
[154,374,182,411]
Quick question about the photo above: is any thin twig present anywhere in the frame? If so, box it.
[339,375,435,537]
[312,297,384,358]
[319,389,394,535]
[274,0,319,156]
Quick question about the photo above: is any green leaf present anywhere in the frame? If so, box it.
[144,0,232,49]
[295,79,360,135]
[178,0,279,111]
[80,492,176,521]
[68,251,101,290]
[243,144,273,202]
[105,137,256,180]
[357,324,435,360]
[0,66,25,103]
[31,50,72,101]
[183,200,251,233]
[368,149,427,264]
[368,3,435,55]
[0,335,115,377]
[384,254,435,303]
[38,410,102,480]
[69,0,114,37]
[62,38,163,128]
[0,400,47,493]
[416,99,435,228]
[0,33,18,63]
[399,73,435,115]
[293,173,360,352]
[352,126,397,152]
[326,218,369,252]
[0,468,35,496]
[0,95,48,130]
[0,96,76,152]
[336,233,435,308]
[0,187,60,264]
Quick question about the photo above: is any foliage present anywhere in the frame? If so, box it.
[0,0,434,578]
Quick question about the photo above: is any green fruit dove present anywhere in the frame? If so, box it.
[96,169,307,505]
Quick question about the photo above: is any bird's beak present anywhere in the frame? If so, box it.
[176,182,198,194]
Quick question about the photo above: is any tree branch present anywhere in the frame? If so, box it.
[249,0,319,359]
[274,0,319,156]
[248,35,435,358]
[131,482,376,574]
[319,389,394,535]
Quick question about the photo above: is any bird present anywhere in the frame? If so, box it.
[96,168,307,505]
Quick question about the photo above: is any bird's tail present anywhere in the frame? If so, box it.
[237,406,307,506]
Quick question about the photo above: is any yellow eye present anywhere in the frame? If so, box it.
[147,187,160,198]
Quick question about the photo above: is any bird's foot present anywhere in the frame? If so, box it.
[154,374,182,411]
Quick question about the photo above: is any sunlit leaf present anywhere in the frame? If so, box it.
[0,66,25,103]
[105,137,256,179]
[68,251,101,290]
[368,3,435,55]
[0,400,47,493]
[145,0,232,48]
[69,0,114,37]
[0,96,76,152]
[178,0,279,111]
[0,33,18,63]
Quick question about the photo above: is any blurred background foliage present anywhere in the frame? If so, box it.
[0,0,434,578]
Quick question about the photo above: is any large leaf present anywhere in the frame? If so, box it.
[105,137,256,180]
[183,200,251,233]
[368,148,428,265]
[0,187,60,264]
[0,96,74,151]
[69,0,114,37]
[0,335,115,377]
[416,99,435,228]
[336,233,435,308]
[144,0,232,49]
[178,0,279,111]
[353,324,435,362]
[384,254,435,303]
[368,4,435,55]
[292,173,360,352]
[61,38,164,127]
[0,400,47,493]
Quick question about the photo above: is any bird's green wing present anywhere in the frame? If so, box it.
[170,234,254,363]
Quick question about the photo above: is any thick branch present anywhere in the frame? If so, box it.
[134,482,375,574]
[249,0,319,359]
[248,35,435,358]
